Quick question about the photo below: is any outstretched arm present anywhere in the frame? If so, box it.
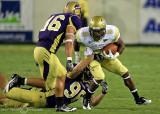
[90,93,105,106]
[67,55,94,79]
[65,26,76,72]
[90,79,108,106]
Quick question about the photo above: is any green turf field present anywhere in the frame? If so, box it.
[0,44,160,114]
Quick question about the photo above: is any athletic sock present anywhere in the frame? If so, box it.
[131,89,139,99]
[56,97,64,107]
[19,77,25,85]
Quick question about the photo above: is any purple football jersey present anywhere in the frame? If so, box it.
[37,13,82,54]
[46,73,89,108]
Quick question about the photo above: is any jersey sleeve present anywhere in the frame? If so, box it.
[113,27,120,42]
[76,29,83,43]
[67,14,82,32]
[84,47,93,56]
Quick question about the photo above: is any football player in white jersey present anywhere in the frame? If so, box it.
[74,16,151,110]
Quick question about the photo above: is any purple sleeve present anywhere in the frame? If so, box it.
[70,15,82,30]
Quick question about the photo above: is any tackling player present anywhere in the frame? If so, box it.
[0,65,108,108]
[74,16,151,110]
[31,1,82,112]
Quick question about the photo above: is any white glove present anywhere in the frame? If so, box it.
[75,51,81,64]
[102,49,119,60]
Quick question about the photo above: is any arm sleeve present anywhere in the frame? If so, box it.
[76,30,83,43]
[113,27,120,43]
[84,47,93,56]
[67,14,82,32]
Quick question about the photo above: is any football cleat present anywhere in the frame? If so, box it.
[56,104,77,112]
[5,74,24,93]
[82,98,91,110]
[135,97,151,106]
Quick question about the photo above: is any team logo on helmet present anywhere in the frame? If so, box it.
[74,4,81,10]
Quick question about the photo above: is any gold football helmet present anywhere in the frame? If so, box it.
[64,2,82,18]
[89,16,107,41]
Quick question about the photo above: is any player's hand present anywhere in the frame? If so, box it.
[100,79,108,94]
[102,49,119,60]
[66,60,74,72]
[94,54,104,62]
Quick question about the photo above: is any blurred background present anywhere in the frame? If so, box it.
[0,0,160,45]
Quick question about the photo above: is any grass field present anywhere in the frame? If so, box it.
[0,44,160,114]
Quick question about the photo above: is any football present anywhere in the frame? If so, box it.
[103,43,118,54]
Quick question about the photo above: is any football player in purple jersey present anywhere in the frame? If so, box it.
[0,62,108,109]
[4,2,82,112]
[33,1,82,112]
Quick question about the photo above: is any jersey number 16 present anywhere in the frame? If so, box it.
[40,15,65,32]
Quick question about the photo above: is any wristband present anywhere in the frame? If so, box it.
[67,57,72,61]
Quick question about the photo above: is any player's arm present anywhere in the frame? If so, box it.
[90,93,105,106]
[67,55,94,79]
[103,27,125,60]
[65,26,76,72]
[114,38,125,55]
[90,79,108,106]
[8,74,45,88]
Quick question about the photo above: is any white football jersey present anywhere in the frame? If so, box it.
[76,25,120,56]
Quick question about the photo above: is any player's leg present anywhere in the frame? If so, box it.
[5,47,47,92]
[49,54,76,112]
[0,94,6,105]
[122,72,151,105]
[0,72,8,91]
[102,58,151,105]
[34,48,76,111]
[0,72,44,107]
[83,60,104,110]
[5,87,46,107]
[5,74,45,91]
[3,98,29,108]
[24,78,45,88]
[0,90,25,108]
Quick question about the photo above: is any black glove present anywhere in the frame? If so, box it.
[94,54,104,63]
[100,79,108,94]
[66,60,74,72]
